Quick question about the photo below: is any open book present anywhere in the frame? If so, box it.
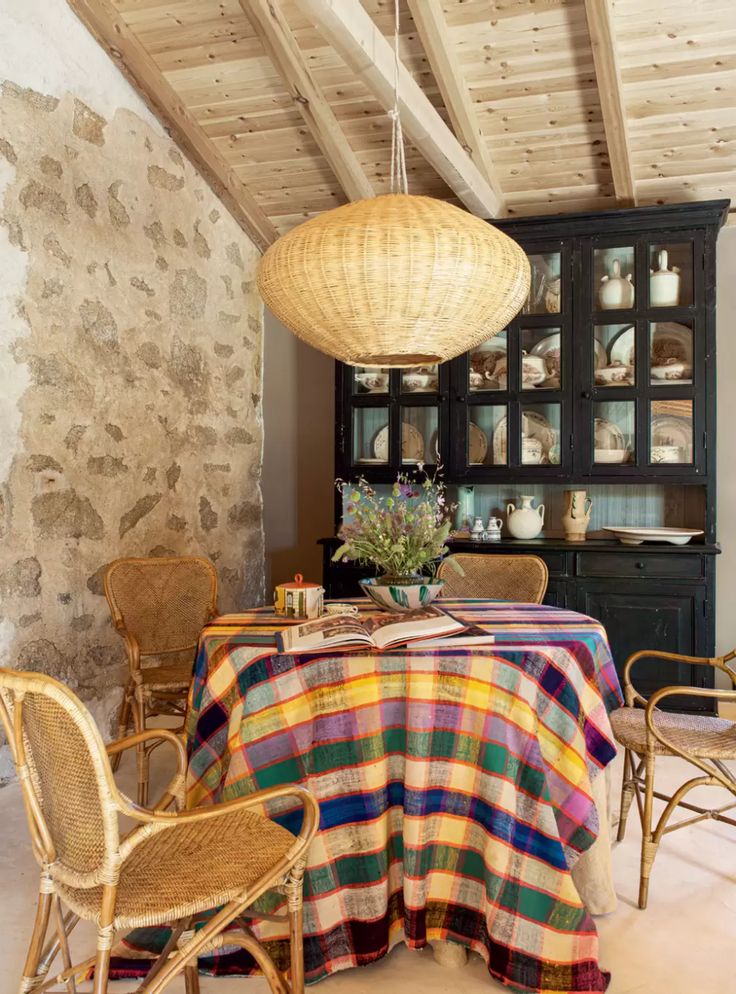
[276,606,467,654]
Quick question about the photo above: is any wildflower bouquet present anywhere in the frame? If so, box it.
[332,467,461,580]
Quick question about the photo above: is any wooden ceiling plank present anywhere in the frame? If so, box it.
[406,0,504,207]
[67,0,278,251]
[238,0,374,201]
[298,0,502,218]
[583,0,637,205]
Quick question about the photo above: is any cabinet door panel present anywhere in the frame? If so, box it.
[543,580,569,608]
[577,582,707,706]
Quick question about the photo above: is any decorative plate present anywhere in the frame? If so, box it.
[373,422,425,463]
[468,422,489,465]
[493,411,558,465]
[651,414,692,457]
[594,417,626,450]
[530,332,562,376]
[470,336,507,376]
[649,322,693,367]
[608,325,636,366]
[603,526,703,546]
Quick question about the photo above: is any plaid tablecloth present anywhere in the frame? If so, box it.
[115,600,622,993]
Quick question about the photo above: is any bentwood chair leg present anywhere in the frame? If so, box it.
[617,748,636,842]
[133,691,149,807]
[111,686,133,773]
[19,887,52,994]
[638,749,657,909]
[92,938,111,994]
[184,964,200,994]
[287,876,306,994]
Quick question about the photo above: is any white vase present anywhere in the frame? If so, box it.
[649,249,680,307]
[599,258,635,309]
[506,495,545,540]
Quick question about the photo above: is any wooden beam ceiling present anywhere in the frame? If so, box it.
[239,0,374,202]
[406,0,504,210]
[67,0,279,251]
[584,0,637,205]
[299,0,502,218]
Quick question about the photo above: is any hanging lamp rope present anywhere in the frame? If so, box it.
[388,0,408,195]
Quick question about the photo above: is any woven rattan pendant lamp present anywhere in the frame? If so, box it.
[257,5,530,368]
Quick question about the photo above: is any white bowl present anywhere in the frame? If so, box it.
[595,448,629,464]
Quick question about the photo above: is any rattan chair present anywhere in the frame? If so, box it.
[437,553,548,603]
[611,649,736,908]
[104,556,218,806]
[0,668,319,994]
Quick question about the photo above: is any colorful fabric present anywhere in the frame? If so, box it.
[114,600,622,993]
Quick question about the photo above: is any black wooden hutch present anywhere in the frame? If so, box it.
[320,200,729,707]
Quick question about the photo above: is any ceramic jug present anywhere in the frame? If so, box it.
[506,495,545,540]
[649,249,680,307]
[599,258,635,309]
[561,490,593,543]
[471,516,485,540]
[274,573,324,619]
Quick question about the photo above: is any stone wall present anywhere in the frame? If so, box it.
[0,5,264,778]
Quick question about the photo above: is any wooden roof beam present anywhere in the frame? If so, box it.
[67,0,278,251]
[584,0,637,205]
[406,0,504,210]
[299,0,502,218]
[239,0,374,202]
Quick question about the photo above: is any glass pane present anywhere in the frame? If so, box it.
[401,364,439,394]
[595,324,635,387]
[353,366,389,394]
[650,321,693,385]
[594,246,636,311]
[523,252,562,315]
[469,331,507,391]
[594,401,635,464]
[401,406,438,464]
[521,403,561,465]
[650,242,693,308]
[521,328,561,390]
[651,399,693,464]
[353,407,389,464]
[469,406,507,466]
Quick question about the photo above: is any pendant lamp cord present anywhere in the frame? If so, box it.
[388,0,408,195]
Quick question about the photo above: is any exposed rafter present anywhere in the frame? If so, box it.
[299,0,502,218]
[67,0,278,251]
[406,0,504,210]
[239,0,374,203]
[584,0,637,205]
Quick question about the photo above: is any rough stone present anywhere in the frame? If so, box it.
[170,268,207,320]
[218,311,241,325]
[130,276,155,296]
[167,514,187,532]
[27,454,63,473]
[137,341,162,369]
[168,336,209,396]
[148,165,184,192]
[193,222,211,259]
[119,493,162,537]
[220,274,234,300]
[105,423,124,442]
[226,427,254,446]
[40,155,62,178]
[104,261,117,287]
[144,220,166,247]
[188,424,217,447]
[2,214,25,249]
[16,639,67,676]
[226,366,245,387]
[155,255,168,271]
[0,557,42,598]
[143,467,157,484]
[70,614,95,632]
[86,565,107,597]
[74,182,97,218]
[166,463,181,491]
[203,462,231,473]
[57,593,72,605]
[79,299,118,349]
[72,98,106,145]
[149,545,176,557]
[32,490,105,541]
[214,342,234,358]
[19,613,41,628]
[20,179,68,220]
[87,455,128,477]
[168,147,184,169]
[1,81,59,112]
[64,424,88,454]
[248,314,260,334]
[226,242,244,270]
[227,500,260,529]
[199,496,218,532]
[0,137,17,164]
[209,208,220,223]
[30,355,93,402]
[107,181,130,227]
[173,228,187,248]
[42,233,70,266]
[41,277,64,299]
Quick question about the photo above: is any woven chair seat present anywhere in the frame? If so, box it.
[138,661,194,692]
[56,808,296,930]
[611,706,736,759]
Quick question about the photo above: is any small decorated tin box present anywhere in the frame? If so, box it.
[274,573,324,619]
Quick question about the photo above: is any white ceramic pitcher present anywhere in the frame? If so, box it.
[506,495,545,540]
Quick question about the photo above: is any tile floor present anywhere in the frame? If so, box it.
[0,748,733,994]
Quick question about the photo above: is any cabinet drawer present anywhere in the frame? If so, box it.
[575,552,704,579]
[537,552,568,577]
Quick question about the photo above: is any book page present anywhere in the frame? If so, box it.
[364,607,465,649]
[277,614,372,653]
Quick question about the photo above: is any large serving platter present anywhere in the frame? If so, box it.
[603,526,704,546]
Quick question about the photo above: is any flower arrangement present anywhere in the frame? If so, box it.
[332,466,462,581]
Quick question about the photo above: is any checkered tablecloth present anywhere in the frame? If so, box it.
[116,600,622,993]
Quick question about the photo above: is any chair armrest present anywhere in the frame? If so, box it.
[644,686,736,791]
[621,649,722,707]
[107,729,187,811]
[118,783,320,861]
